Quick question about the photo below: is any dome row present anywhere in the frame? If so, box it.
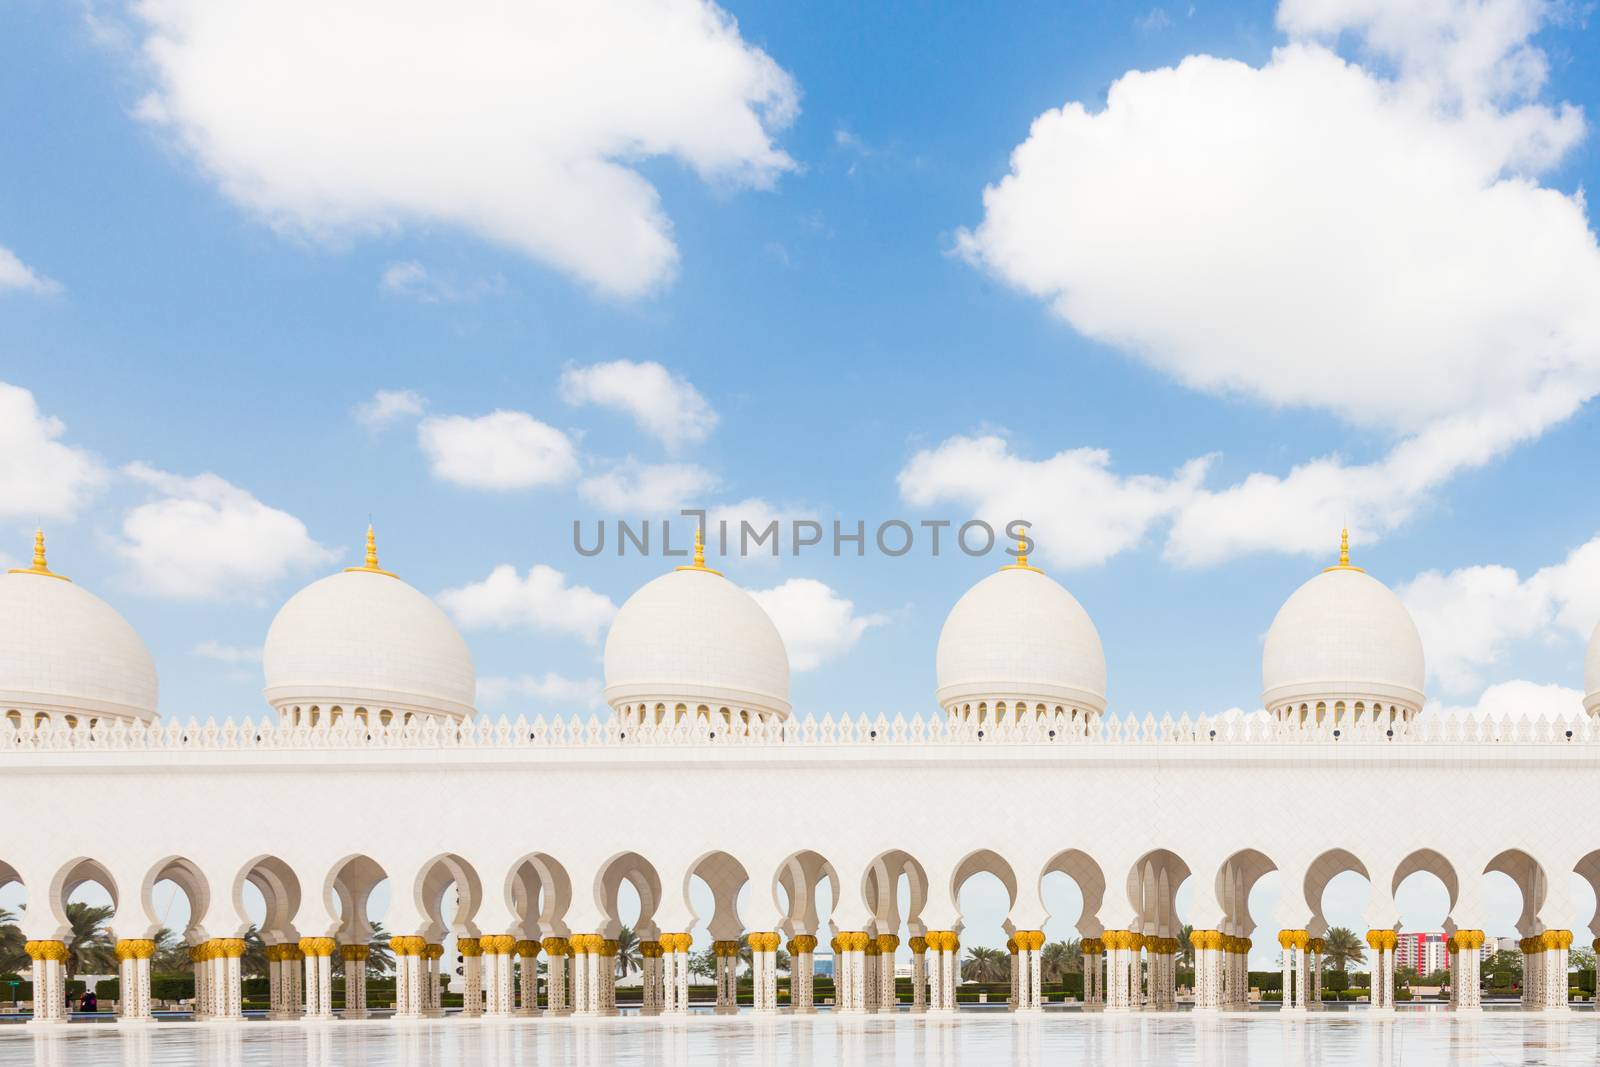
[2,527,1596,728]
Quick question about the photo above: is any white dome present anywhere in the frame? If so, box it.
[264,550,475,722]
[0,545,158,724]
[1585,621,1600,716]
[604,564,791,723]
[935,565,1108,716]
[1262,562,1425,716]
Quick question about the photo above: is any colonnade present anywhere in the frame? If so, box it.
[18,923,1600,1025]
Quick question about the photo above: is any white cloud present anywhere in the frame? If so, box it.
[1135,7,1173,32]
[897,434,1210,568]
[1424,679,1586,721]
[438,564,617,644]
[380,260,505,303]
[704,497,817,561]
[418,411,579,490]
[129,0,798,295]
[956,0,1600,563]
[115,463,336,599]
[560,360,717,449]
[578,461,720,514]
[353,388,426,430]
[1398,534,1600,694]
[749,578,887,671]
[478,672,604,710]
[0,246,62,295]
[192,639,262,664]
[0,382,107,522]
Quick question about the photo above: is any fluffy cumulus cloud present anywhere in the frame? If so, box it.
[578,460,720,513]
[560,360,717,449]
[115,463,336,599]
[954,0,1600,565]
[0,245,62,296]
[749,578,887,671]
[418,411,579,490]
[898,434,1210,568]
[1424,679,1586,720]
[0,383,107,522]
[1399,534,1600,694]
[129,0,798,295]
[353,388,426,430]
[438,564,617,643]
[477,672,604,711]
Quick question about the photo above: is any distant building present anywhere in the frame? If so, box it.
[1395,933,1450,974]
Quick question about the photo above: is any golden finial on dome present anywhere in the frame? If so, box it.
[1000,530,1042,573]
[1322,527,1365,574]
[344,524,397,578]
[8,529,70,582]
[675,525,722,576]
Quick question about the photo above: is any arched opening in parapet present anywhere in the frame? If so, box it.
[686,850,751,957]
[950,849,1018,983]
[326,854,391,972]
[1390,849,1459,984]
[1305,848,1373,981]
[860,850,928,972]
[1484,849,1550,943]
[507,853,572,945]
[773,850,838,944]
[1038,849,1106,988]
[1571,851,1600,953]
[0,860,26,969]
[1127,849,1192,941]
[414,853,483,945]
[49,857,118,979]
[595,851,662,983]
[141,855,211,959]
[233,855,303,951]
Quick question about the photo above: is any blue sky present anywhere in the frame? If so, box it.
[3,0,1600,960]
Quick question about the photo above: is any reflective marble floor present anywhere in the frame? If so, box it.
[2,1011,1598,1067]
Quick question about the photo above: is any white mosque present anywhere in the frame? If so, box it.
[2,523,1599,1024]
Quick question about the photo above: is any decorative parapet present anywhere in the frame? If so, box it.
[0,710,1594,752]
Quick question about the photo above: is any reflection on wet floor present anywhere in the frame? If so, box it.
[5,1013,1600,1067]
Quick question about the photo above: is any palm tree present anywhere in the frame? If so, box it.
[365,922,394,977]
[1178,925,1195,969]
[688,948,716,981]
[1322,927,1365,973]
[1041,939,1081,982]
[63,902,115,980]
[614,926,642,979]
[0,907,26,975]
[961,945,1007,983]
[147,928,191,974]
[240,926,269,978]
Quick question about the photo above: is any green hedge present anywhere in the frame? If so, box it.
[151,975,195,1001]
[0,980,88,1001]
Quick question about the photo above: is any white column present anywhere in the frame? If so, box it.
[301,939,335,1020]
[1008,939,1019,1011]
[516,941,541,1015]
[639,945,660,1016]
[544,938,570,1015]
[790,936,817,1014]
[910,939,927,1013]
[344,948,368,1019]
[116,941,155,1023]
[878,935,899,1012]
[661,935,690,1015]
[570,939,592,1015]
[750,933,779,1013]
[27,942,68,1024]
